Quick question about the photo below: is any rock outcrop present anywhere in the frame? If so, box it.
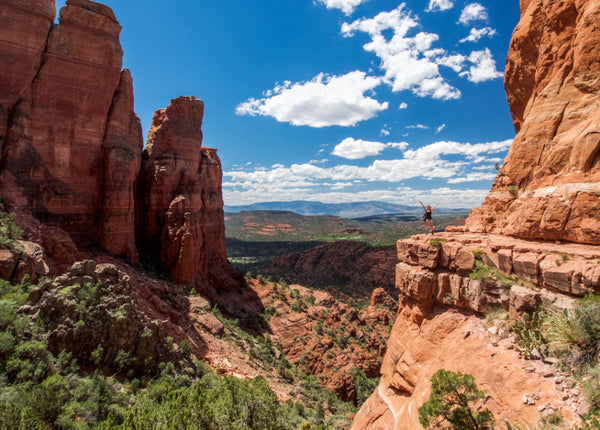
[0,0,232,287]
[352,232,599,429]
[22,260,177,374]
[137,97,229,284]
[466,0,600,245]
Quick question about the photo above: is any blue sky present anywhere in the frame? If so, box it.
[56,0,520,209]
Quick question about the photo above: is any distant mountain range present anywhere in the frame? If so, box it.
[224,200,470,218]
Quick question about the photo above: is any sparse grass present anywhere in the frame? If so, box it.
[429,238,448,249]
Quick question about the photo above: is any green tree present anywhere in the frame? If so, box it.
[418,369,494,430]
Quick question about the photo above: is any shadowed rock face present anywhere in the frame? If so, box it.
[137,97,229,283]
[0,0,231,286]
[466,0,600,245]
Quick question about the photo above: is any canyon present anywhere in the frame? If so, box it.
[1,0,600,428]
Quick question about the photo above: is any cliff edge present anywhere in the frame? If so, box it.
[466,0,600,245]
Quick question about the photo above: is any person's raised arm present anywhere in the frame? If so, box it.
[432,203,440,210]
[419,201,426,210]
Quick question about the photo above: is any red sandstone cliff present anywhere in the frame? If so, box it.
[466,0,600,245]
[352,1,600,427]
[0,0,231,287]
[137,97,230,284]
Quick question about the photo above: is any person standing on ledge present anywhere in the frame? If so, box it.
[419,201,439,235]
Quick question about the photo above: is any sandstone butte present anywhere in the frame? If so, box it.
[0,0,233,290]
[351,0,600,428]
[465,0,600,245]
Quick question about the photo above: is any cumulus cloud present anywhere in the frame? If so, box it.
[235,71,388,127]
[342,4,462,100]
[380,124,391,136]
[332,137,408,159]
[406,124,429,130]
[317,0,369,15]
[459,27,497,43]
[223,184,491,209]
[224,138,512,194]
[425,0,454,12]
[460,48,503,82]
[459,3,488,25]
[399,102,408,109]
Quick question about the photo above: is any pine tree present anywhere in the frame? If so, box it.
[418,369,494,429]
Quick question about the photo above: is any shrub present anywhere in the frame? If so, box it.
[179,339,192,356]
[512,312,544,359]
[0,211,24,250]
[430,238,448,249]
[507,185,518,196]
[419,369,494,430]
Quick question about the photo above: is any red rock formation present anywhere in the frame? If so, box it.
[0,1,232,285]
[351,302,583,429]
[137,97,230,284]
[352,232,599,428]
[0,0,128,247]
[0,0,55,153]
[266,241,397,300]
[466,0,600,245]
[98,69,142,261]
[248,279,395,403]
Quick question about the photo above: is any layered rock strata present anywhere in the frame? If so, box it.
[352,232,600,428]
[0,0,231,286]
[395,233,599,316]
[466,0,600,245]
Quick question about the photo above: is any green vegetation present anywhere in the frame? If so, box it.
[0,211,24,250]
[504,294,600,428]
[0,271,360,429]
[226,211,468,274]
[418,369,494,430]
[513,312,544,359]
[430,238,448,249]
[507,185,518,197]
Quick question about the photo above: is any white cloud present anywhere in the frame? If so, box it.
[224,185,491,209]
[425,0,454,12]
[399,102,408,109]
[460,48,503,83]
[342,4,462,100]
[436,54,466,73]
[224,139,512,196]
[447,172,497,183]
[317,0,369,15]
[332,137,408,159]
[436,124,446,134]
[406,124,429,130]
[459,27,497,43]
[459,3,488,25]
[380,124,391,136]
[235,71,388,127]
